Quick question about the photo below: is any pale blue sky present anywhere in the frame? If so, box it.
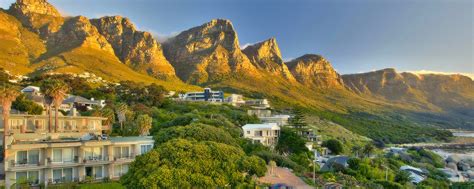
[1,0,472,75]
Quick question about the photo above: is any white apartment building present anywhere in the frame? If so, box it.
[242,123,280,147]
[1,112,154,188]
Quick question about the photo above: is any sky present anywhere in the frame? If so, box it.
[1,0,473,75]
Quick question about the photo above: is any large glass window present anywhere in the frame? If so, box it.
[95,166,103,178]
[16,172,27,181]
[28,171,39,184]
[53,149,62,162]
[114,146,130,159]
[53,169,62,182]
[16,151,27,164]
[28,150,39,164]
[16,171,39,184]
[63,148,73,163]
[63,168,73,181]
[84,147,102,160]
[140,144,152,154]
[113,164,129,177]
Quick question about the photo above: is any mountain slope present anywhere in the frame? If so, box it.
[286,54,345,89]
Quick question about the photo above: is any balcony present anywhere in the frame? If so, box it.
[46,156,81,168]
[112,154,135,163]
[82,156,109,165]
[9,160,45,171]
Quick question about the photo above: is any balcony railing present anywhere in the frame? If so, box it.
[113,154,136,161]
[10,159,43,167]
[47,156,80,165]
[83,155,108,163]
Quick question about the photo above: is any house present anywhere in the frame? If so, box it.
[21,86,41,96]
[400,165,426,184]
[245,99,270,109]
[226,94,245,106]
[180,88,224,102]
[242,123,280,147]
[61,96,105,111]
[259,115,291,126]
[0,110,153,188]
[247,109,272,117]
[320,156,349,172]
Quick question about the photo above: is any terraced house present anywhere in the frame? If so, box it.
[0,110,154,188]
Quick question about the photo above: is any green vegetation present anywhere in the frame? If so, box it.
[12,94,43,115]
[322,139,344,155]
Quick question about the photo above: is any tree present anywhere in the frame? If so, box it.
[42,79,69,132]
[0,83,20,161]
[363,143,375,158]
[239,155,267,177]
[121,139,266,188]
[12,94,43,115]
[322,139,344,155]
[351,145,362,158]
[290,107,307,129]
[276,128,309,154]
[136,114,152,136]
[154,123,238,145]
[394,170,413,184]
[115,103,128,133]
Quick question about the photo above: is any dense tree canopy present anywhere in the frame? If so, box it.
[154,123,238,146]
[322,139,344,155]
[12,94,43,115]
[276,128,309,154]
[121,139,266,188]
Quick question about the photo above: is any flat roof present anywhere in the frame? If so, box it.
[110,136,154,143]
[242,123,280,130]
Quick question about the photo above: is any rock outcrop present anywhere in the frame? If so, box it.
[286,54,344,88]
[242,38,296,82]
[47,16,114,54]
[9,0,64,38]
[163,19,258,84]
[91,16,176,79]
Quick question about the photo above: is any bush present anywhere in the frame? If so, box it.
[322,139,344,155]
[374,180,403,189]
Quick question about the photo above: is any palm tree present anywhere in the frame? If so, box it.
[351,145,362,158]
[93,108,115,134]
[115,103,128,134]
[0,83,19,161]
[136,114,152,136]
[363,143,375,158]
[42,79,69,133]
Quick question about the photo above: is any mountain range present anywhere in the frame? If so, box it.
[1,0,473,141]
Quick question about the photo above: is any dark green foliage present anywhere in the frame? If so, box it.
[316,111,453,144]
[121,139,266,188]
[12,94,43,115]
[253,150,305,173]
[394,170,412,184]
[290,107,308,128]
[450,182,474,189]
[0,68,8,83]
[374,180,403,189]
[289,152,312,169]
[276,128,309,154]
[347,158,361,170]
[154,123,238,146]
[322,139,344,155]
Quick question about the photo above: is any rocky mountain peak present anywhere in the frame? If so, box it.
[242,38,296,82]
[286,54,344,88]
[163,19,257,84]
[9,0,61,17]
[90,16,177,80]
[9,0,63,36]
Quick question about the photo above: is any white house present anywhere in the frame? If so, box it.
[400,165,426,184]
[242,123,280,147]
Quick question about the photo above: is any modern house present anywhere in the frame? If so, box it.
[0,110,153,188]
[259,114,291,126]
[180,88,224,102]
[400,165,426,184]
[225,94,245,106]
[242,123,280,147]
[61,96,105,111]
[245,99,270,109]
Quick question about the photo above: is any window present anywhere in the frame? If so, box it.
[114,146,130,159]
[140,144,152,154]
[95,166,103,178]
[84,147,102,160]
[114,164,129,177]
[53,149,62,162]
[246,131,250,134]
[34,120,44,130]
[17,151,27,164]
[28,150,39,164]
[28,171,39,184]
[255,131,263,136]
[53,168,74,183]
[10,119,25,130]
[16,172,27,181]
[63,148,73,163]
